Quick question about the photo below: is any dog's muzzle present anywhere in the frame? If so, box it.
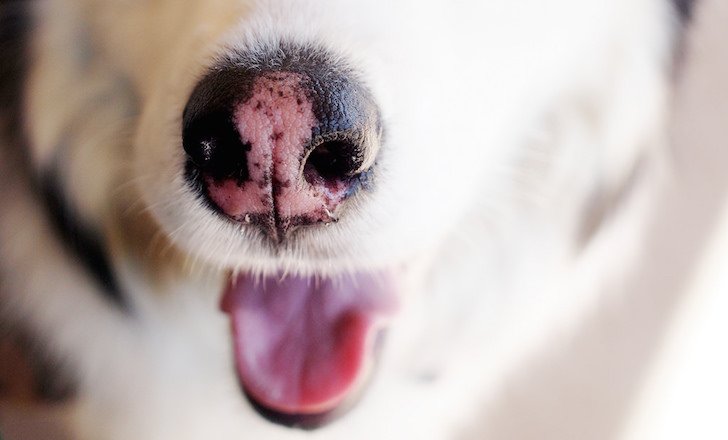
[179,45,398,430]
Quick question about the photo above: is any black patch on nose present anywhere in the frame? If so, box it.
[184,112,250,184]
[182,59,265,185]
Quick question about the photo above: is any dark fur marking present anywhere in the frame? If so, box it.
[41,166,127,309]
[0,0,30,147]
[673,0,697,22]
[0,329,77,403]
[0,0,80,400]
[0,2,123,310]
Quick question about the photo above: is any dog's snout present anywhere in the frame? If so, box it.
[182,51,381,240]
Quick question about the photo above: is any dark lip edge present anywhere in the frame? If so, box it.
[244,392,346,431]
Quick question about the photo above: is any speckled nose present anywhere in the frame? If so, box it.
[182,58,382,240]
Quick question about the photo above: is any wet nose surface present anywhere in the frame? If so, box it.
[182,49,381,240]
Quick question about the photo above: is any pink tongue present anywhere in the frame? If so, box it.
[221,272,397,415]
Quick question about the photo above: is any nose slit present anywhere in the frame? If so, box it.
[181,46,382,241]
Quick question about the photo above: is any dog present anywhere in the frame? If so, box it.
[0,0,695,438]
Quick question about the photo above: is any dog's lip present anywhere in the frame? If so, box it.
[221,270,399,424]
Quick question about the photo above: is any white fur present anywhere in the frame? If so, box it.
[0,0,678,438]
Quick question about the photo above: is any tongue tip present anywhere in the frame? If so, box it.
[233,312,372,417]
[222,270,399,422]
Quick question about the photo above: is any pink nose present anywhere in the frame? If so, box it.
[182,56,381,241]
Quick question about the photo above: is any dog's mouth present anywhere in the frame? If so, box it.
[220,270,398,428]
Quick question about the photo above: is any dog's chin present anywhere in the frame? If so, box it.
[219,268,400,429]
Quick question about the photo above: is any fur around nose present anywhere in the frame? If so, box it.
[182,50,382,240]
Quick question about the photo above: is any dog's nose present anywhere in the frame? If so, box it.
[182,57,381,240]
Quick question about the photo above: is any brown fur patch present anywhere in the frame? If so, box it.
[0,331,74,404]
[107,187,195,292]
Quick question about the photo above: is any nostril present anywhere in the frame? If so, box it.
[182,110,249,183]
[304,140,360,185]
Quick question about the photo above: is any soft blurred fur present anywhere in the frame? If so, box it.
[0,0,683,438]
